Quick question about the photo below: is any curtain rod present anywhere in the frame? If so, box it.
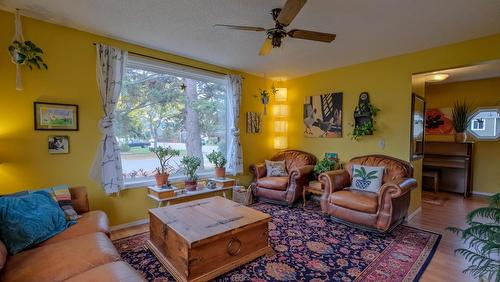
[92,42,230,77]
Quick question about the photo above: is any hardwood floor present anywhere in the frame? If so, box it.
[407,192,489,282]
[111,191,490,281]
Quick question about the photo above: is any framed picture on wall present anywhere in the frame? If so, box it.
[34,102,79,131]
[410,94,425,160]
[303,92,343,138]
[48,135,70,154]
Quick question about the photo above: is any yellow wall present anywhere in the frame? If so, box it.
[285,34,500,213]
[0,10,274,225]
[425,77,500,194]
[1,9,499,224]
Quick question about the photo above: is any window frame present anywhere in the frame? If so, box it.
[119,55,230,188]
[467,107,500,141]
[471,118,485,131]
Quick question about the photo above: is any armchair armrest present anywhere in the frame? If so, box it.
[289,165,314,180]
[319,169,350,196]
[250,163,266,179]
[379,178,417,198]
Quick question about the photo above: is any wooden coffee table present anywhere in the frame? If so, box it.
[146,196,273,282]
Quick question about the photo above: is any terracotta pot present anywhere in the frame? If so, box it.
[215,167,226,179]
[185,180,197,191]
[454,132,467,143]
[155,173,169,187]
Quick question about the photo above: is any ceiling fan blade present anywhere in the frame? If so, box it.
[288,29,336,42]
[213,24,265,32]
[277,0,307,26]
[258,38,273,56]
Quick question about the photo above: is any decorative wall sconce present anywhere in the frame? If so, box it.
[272,105,289,118]
[275,88,288,102]
[273,136,288,150]
[273,87,288,149]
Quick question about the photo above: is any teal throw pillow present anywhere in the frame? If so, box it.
[0,191,72,255]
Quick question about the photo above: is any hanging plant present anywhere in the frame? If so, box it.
[8,40,48,70]
[350,92,380,141]
[254,83,279,115]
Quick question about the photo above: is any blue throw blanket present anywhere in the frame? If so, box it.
[0,191,72,255]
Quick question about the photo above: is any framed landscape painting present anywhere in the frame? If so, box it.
[34,102,79,131]
[303,92,343,138]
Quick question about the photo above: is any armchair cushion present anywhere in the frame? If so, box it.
[256,177,288,191]
[330,189,378,214]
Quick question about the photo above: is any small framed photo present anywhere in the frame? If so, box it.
[34,102,79,131]
[48,136,70,154]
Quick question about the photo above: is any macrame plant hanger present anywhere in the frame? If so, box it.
[12,9,24,91]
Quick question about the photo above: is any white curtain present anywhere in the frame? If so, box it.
[226,74,243,175]
[90,44,127,195]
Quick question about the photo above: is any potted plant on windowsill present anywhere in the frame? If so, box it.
[207,150,227,179]
[180,155,201,191]
[452,100,472,143]
[149,146,180,187]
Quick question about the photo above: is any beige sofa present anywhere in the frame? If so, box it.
[0,187,144,282]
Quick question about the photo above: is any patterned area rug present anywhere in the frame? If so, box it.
[113,202,441,281]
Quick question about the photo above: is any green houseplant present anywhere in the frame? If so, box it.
[207,150,227,179]
[313,157,339,179]
[447,193,500,282]
[180,155,201,191]
[452,100,472,143]
[351,101,380,141]
[8,40,48,70]
[149,146,180,187]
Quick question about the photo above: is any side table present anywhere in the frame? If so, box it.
[302,181,324,208]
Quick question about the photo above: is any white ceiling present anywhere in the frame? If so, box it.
[415,59,500,84]
[1,0,500,78]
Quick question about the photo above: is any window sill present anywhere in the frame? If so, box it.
[123,171,233,189]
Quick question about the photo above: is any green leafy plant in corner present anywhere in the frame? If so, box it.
[452,100,472,133]
[8,40,48,70]
[206,150,227,168]
[180,155,201,181]
[447,193,500,282]
[314,157,339,176]
[149,146,180,175]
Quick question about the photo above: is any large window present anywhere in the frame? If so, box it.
[468,108,500,141]
[115,56,228,185]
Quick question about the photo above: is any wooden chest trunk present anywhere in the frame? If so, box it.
[146,196,272,282]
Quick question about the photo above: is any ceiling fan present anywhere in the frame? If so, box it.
[214,0,336,56]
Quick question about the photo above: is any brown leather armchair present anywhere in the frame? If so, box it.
[319,155,417,232]
[251,150,317,206]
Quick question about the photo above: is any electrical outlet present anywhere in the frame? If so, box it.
[378,138,385,150]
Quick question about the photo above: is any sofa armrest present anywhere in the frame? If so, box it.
[379,178,417,201]
[319,169,350,196]
[289,165,314,180]
[250,163,267,179]
[69,186,90,214]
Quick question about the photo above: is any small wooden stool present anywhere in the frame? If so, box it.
[422,170,440,192]
[303,181,324,209]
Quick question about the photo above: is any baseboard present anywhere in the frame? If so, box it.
[472,191,494,196]
[110,218,149,231]
[407,207,422,222]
